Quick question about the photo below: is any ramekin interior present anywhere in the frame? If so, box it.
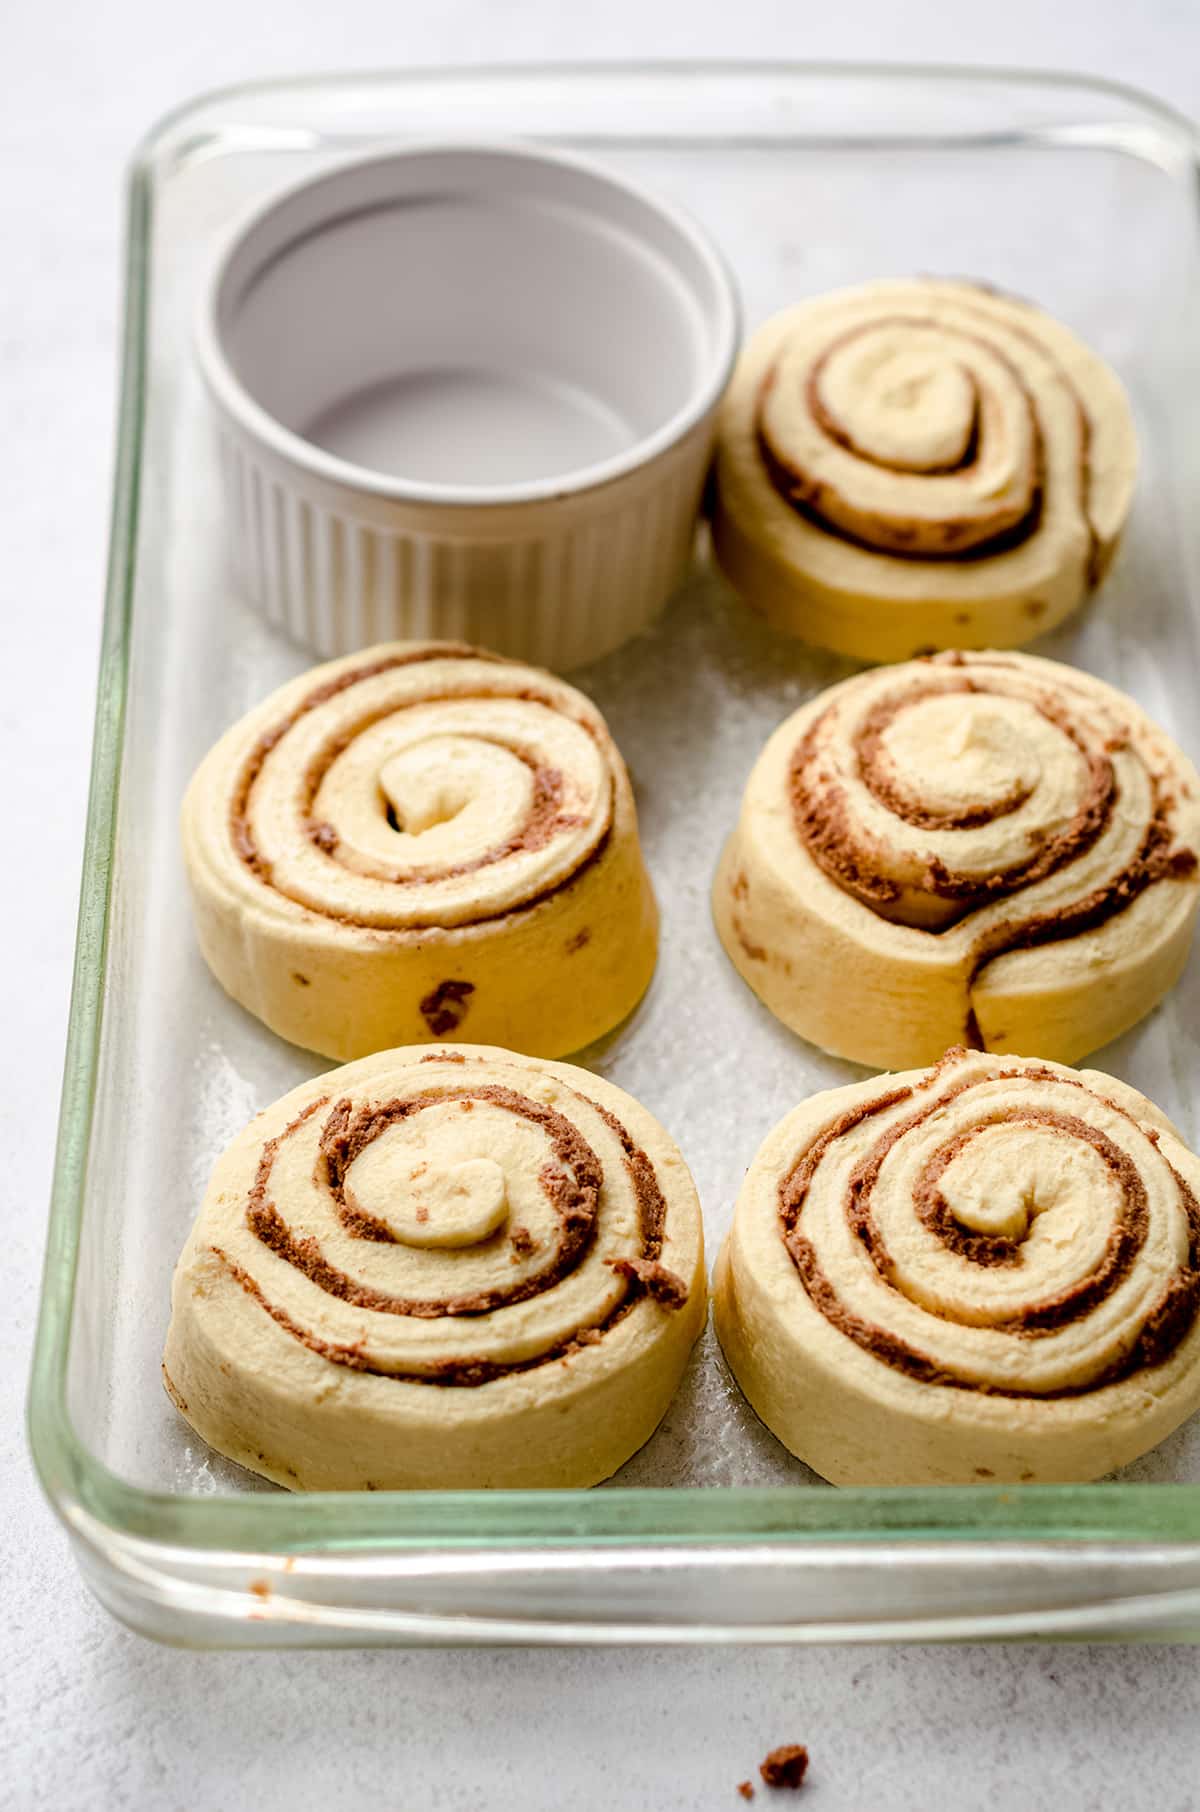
[200,143,740,506]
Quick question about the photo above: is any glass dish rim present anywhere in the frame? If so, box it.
[28,56,1200,1565]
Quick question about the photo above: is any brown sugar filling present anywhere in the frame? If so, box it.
[227,645,613,927]
[231,644,489,878]
[776,1058,1200,1397]
[305,747,583,881]
[753,289,1100,572]
[853,676,1110,839]
[307,1086,600,1316]
[786,663,1197,999]
[757,324,1045,563]
[605,1256,690,1308]
[790,674,1115,925]
[853,1104,1147,1330]
[807,324,984,476]
[419,980,475,1038]
[216,1080,685,1388]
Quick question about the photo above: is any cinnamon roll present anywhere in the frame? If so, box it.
[182,642,657,1060]
[714,1048,1200,1484]
[711,279,1137,660]
[163,1044,705,1490]
[714,651,1200,1069]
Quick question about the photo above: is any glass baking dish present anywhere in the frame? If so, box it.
[28,61,1200,1646]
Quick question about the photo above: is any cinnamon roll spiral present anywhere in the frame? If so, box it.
[182,642,657,1060]
[163,1044,705,1490]
[714,651,1200,1069]
[714,1048,1200,1484]
[711,280,1137,660]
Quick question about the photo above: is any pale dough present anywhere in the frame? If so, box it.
[714,650,1200,1069]
[164,1044,706,1491]
[714,1048,1200,1485]
[182,642,658,1060]
[712,279,1138,661]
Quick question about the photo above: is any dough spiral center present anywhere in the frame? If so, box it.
[200,1054,688,1388]
[343,1140,510,1250]
[779,1056,1200,1396]
[761,312,1041,559]
[791,654,1195,945]
[232,648,614,931]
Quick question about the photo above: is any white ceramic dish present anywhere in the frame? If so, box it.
[197,141,740,668]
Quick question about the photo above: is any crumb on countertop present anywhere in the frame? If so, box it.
[760,1744,809,1790]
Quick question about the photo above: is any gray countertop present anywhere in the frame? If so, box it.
[6,3,1200,1806]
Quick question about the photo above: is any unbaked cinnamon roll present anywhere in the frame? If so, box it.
[714,651,1200,1069]
[183,642,657,1060]
[163,1044,705,1490]
[712,279,1137,660]
[714,1048,1200,1484]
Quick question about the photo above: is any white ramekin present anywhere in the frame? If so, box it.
[196,142,740,669]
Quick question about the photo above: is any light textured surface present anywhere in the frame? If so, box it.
[6,3,1200,1808]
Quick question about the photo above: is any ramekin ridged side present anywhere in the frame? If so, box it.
[215,412,715,670]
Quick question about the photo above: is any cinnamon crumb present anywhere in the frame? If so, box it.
[735,920,768,963]
[760,1745,809,1790]
[737,1784,755,1801]
[420,979,475,1037]
[605,1255,689,1308]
